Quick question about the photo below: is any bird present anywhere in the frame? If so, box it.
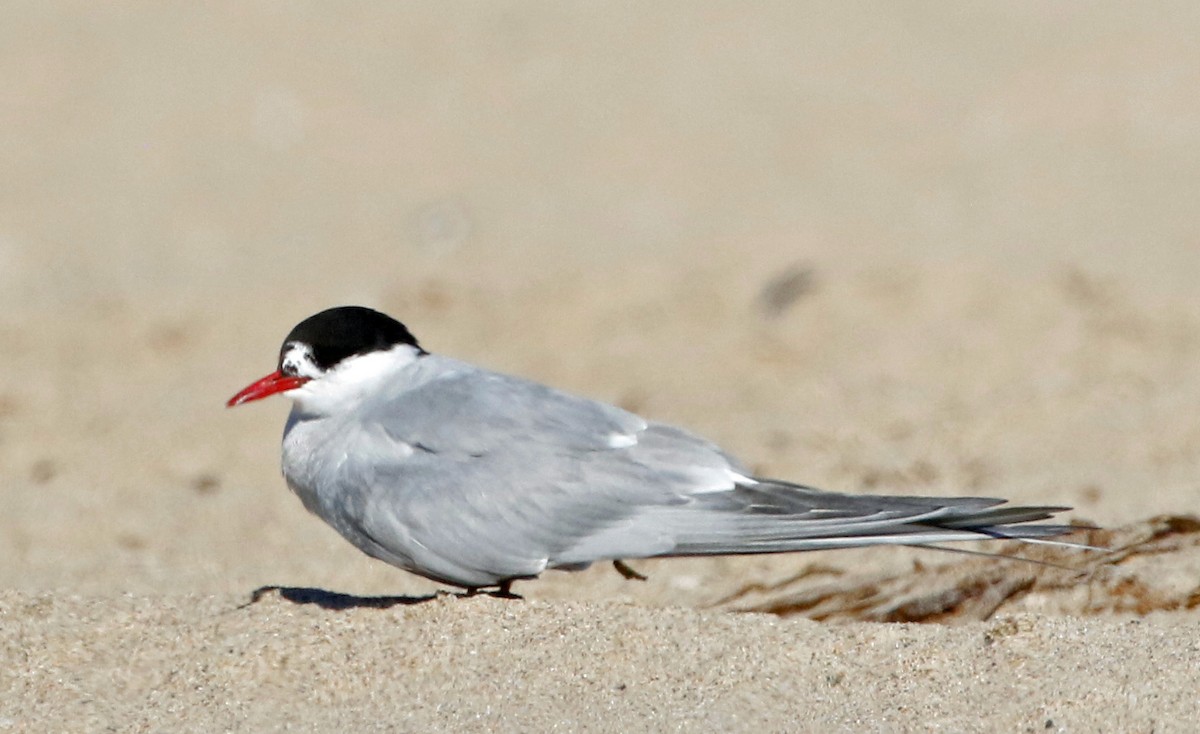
[227,305,1074,597]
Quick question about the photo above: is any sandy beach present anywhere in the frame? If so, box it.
[2,3,1199,731]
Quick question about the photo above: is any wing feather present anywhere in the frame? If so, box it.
[333,356,1071,587]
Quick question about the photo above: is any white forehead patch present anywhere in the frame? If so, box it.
[280,342,324,379]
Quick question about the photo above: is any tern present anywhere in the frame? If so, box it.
[228,306,1074,596]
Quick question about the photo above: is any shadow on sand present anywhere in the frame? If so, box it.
[239,584,524,611]
[240,585,440,610]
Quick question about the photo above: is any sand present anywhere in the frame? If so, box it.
[2,3,1199,731]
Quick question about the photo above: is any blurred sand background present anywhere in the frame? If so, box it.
[3,2,1200,731]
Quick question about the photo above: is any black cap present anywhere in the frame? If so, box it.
[279,306,424,372]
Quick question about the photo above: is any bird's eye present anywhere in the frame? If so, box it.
[278,342,313,377]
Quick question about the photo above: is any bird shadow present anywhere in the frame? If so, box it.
[237,584,520,611]
[239,585,438,610]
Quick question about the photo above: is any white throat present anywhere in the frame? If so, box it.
[287,343,423,416]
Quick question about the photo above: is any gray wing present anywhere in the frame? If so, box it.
[362,356,660,456]
[347,359,1071,587]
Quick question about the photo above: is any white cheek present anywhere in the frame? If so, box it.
[288,344,425,416]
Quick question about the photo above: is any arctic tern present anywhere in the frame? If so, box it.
[228,306,1073,596]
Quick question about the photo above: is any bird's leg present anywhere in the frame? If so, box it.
[492,578,523,599]
[613,559,649,582]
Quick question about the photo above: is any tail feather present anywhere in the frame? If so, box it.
[657,479,1078,558]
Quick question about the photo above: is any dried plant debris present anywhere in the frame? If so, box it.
[714,515,1200,623]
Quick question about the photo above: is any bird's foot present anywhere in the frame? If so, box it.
[462,580,524,600]
[492,578,524,599]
